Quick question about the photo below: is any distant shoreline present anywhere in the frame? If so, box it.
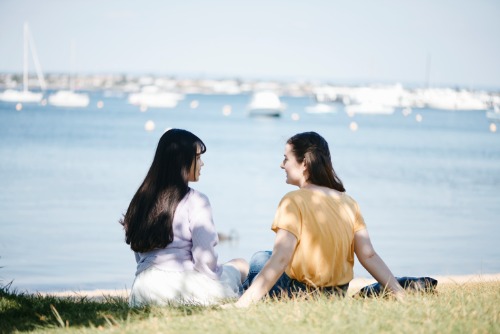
[38,273,500,299]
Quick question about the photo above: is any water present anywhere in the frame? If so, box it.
[1,93,499,292]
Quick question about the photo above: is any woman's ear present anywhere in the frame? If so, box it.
[301,158,307,170]
[301,160,308,177]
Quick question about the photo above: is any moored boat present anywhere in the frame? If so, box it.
[48,90,90,108]
[345,103,395,115]
[0,22,46,103]
[128,85,184,108]
[0,89,43,103]
[247,91,285,117]
[486,105,500,122]
[305,103,336,114]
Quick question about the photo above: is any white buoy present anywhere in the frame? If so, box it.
[97,101,104,109]
[41,99,47,106]
[140,105,148,113]
[402,107,412,116]
[349,121,358,131]
[145,120,155,132]
[416,114,423,122]
[222,105,232,116]
[15,103,22,111]
[291,113,300,121]
[190,100,199,109]
[490,123,497,133]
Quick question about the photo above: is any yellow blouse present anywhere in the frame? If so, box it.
[272,188,366,287]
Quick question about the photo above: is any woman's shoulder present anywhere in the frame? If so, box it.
[279,189,359,208]
[281,189,305,200]
[185,188,210,205]
[278,189,311,206]
[340,192,362,211]
[341,192,356,202]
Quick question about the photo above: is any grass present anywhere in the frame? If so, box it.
[0,281,499,333]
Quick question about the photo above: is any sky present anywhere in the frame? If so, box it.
[1,0,499,89]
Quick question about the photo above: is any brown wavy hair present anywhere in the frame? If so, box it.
[287,131,345,192]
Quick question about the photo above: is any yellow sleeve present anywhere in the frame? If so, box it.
[353,201,367,232]
[271,195,302,241]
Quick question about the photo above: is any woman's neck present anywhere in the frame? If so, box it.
[301,182,343,195]
[300,182,316,189]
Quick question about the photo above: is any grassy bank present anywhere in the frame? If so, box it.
[1,281,499,333]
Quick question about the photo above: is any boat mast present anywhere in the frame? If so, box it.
[22,22,47,92]
[425,53,431,89]
[70,40,76,91]
[28,25,47,91]
[23,22,29,93]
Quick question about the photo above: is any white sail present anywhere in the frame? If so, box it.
[0,22,46,103]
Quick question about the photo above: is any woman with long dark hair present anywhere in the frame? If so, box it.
[232,131,403,307]
[122,129,248,306]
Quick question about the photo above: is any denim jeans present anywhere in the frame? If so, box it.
[242,251,348,298]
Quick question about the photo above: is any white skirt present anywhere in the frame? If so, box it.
[129,265,242,307]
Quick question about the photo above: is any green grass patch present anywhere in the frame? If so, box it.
[1,281,498,333]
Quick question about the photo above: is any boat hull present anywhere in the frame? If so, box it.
[246,91,285,117]
[247,108,282,117]
[486,111,500,122]
[128,92,183,108]
[0,89,43,103]
[48,91,90,108]
[345,103,395,115]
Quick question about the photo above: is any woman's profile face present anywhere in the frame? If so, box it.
[280,144,305,187]
[188,145,204,182]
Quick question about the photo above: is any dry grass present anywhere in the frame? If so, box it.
[1,279,499,333]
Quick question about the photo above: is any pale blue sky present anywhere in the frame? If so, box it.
[1,0,499,88]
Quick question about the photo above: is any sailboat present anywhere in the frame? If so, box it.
[48,41,89,108]
[0,22,46,103]
[48,90,90,107]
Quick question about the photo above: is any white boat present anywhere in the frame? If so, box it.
[419,88,489,111]
[345,103,395,115]
[0,89,43,103]
[313,88,339,103]
[305,103,336,114]
[48,41,89,108]
[128,85,183,108]
[337,84,412,109]
[0,22,46,103]
[486,105,500,122]
[247,91,285,117]
[48,90,90,108]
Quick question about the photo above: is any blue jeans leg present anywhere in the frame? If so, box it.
[242,250,293,297]
[242,251,271,290]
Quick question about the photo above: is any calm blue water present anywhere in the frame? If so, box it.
[1,92,499,292]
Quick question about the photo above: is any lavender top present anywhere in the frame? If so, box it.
[134,188,223,280]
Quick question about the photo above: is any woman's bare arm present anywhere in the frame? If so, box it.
[233,229,297,307]
[354,229,405,298]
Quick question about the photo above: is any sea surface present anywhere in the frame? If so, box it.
[1,92,499,292]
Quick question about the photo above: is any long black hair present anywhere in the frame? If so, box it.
[287,131,345,192]
[121,129,206,253]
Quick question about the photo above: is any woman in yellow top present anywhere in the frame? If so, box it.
[234,131,404,307]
